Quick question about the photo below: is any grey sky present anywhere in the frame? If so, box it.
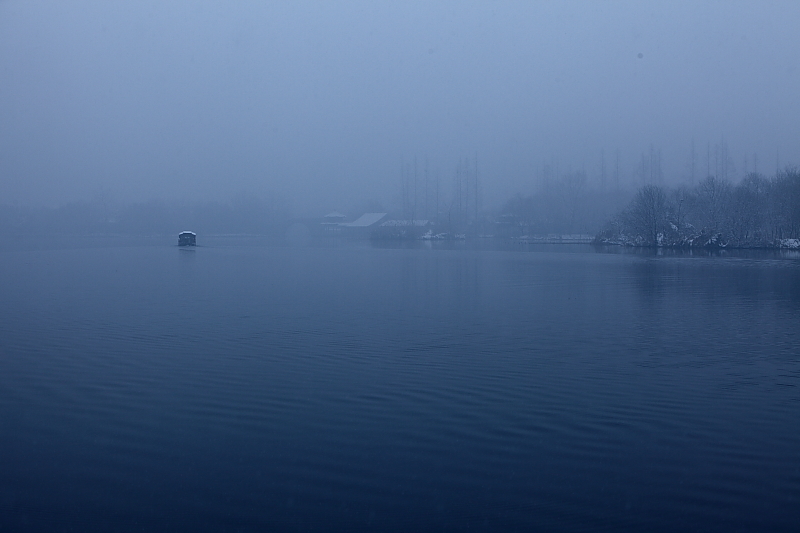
[1,0,799,214]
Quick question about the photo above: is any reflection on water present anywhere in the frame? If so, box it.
[0,238,798,532]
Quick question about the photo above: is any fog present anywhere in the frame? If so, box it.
[2,0,799,216]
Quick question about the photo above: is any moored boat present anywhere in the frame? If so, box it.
[178,231,196,246]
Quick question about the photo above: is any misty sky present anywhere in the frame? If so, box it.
[2,0,799,214]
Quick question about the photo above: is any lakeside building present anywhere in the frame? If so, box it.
[373,219,432,240]
[321,211,348,233]
[338,213,388,239]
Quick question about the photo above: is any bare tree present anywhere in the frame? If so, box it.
[626,184,668,246]
[728,173,765,244]
[474,152,479,225]
[694,176,732,233]
[413,156,418,223]
[424,156,429,220]
[600,149,606,188]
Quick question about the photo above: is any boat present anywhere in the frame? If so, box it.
[178,231,196,246]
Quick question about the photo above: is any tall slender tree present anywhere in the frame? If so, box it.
[600,149,606,188]
[474,152,479,225]
[424,156,429,220]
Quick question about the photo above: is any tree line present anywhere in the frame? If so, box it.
[398,154,480,232]
[596,169,800,247]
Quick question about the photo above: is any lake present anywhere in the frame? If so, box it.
[1,237,799,532]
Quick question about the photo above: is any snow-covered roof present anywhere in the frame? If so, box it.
[341,213,388,227]
[324,211,346,219]
[179,231,196,235]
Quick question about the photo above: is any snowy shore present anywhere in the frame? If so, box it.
[595,233,800,250]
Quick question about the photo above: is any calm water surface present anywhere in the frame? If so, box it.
[1,237,799,532]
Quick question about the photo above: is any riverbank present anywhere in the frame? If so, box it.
[595,233,800,250]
